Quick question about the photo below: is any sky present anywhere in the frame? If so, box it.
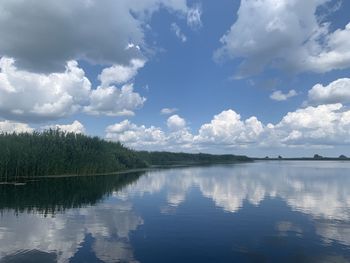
[0,0,350,157]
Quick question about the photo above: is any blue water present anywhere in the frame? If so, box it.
[1,161,350,262]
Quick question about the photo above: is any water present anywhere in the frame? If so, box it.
[1,161,350,262]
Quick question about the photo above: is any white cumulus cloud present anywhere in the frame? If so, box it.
[0,120,34,133]
[194,110,264,146]
[0,57,91,122]
[106,120,167,149]
[308,78,350,105]
[167,114,186,131]
[274,103,350,146]
[0,0,200,124]
[98,59,146,87]
[105,102,350,151]
[106,118,193,151]
[43,120,85,134]
[84,84,146,117]
[0,57,146,121]
[215,0,350,77]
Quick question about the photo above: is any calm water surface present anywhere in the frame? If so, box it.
[1,161,350,262]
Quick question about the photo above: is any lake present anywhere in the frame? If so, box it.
[1,161,350,262]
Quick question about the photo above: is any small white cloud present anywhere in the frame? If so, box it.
[187,4,202,29]
[84,84,146,117]
[270,90,298,101]
[98,59,145,87]
[105,119,193,151]
[106,120,166,148]
[125,43,141,51]
[43,120,85,134]
[167,115,186,131]
[171,23,187,42]
[161,108,178,115]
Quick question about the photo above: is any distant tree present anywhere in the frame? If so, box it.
[265,156,269,159]
[339,155,348,159]
[278,155,282,159]
[137,151,250,166]
[313,154,323,159]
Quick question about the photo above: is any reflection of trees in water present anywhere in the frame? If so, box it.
[0,172,143,215]
[0,249,57,263]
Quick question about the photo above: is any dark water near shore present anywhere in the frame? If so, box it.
[1,161,350,262]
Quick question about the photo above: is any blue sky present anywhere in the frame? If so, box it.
[0,0,350,157]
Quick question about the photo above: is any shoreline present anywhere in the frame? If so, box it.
[2,158,350,184]
[253,158,350,161]
[0,160,251,184]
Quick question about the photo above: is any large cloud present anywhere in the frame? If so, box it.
[0,0,197,122]
[0,57,145,122]
[0,0,199,123]
[0,57,91,122]
[215,0,350,77]
[308,78,350,105]
[0,120,34,133]
[0,0,189,73]
[105,110,265,151]
[273,103,350,146]
[194,110,264,146]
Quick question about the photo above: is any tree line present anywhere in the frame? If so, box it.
[0,130,147,182]
[138,151,251,166]
[0,172,143,215]
[0,130,251,182]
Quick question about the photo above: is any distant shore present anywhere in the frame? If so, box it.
[253,157,350,161]
[0,159,252,184]
[0,130,250,182]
